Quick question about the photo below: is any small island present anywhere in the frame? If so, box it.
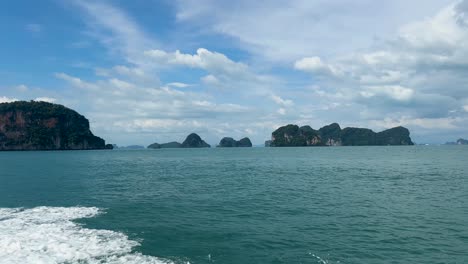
[445,138,468,145]
[148,133,210,149]
[217,137,252,147]
[267,123,414,147]
[0,101,110,151]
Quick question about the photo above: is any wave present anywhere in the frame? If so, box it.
[0,206,175,264]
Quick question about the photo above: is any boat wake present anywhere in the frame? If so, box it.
[0,206,173,264]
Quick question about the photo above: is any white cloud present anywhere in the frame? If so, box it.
[145,48,249,76]
[371,116,461,130]
[175,0,454,61]
[34,97,57,103]
[15,85,29,92]
[71,0,155,65]
[55,73,98,90]
[398,3,462,51]
[270,95,293,107]
[113,66,145,78]
[54,71,260,144]
[291,1,468,129]
[294,56,342,77]
[277,108,286,115]
[167,82,191,88]
[0,96,18,103]
[201,75,220,85]
[360,86,414,102]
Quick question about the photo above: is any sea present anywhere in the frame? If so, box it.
[0,146,467,264]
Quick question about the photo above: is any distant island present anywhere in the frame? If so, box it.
[445,138,468,145]
[217,137,252,147]
[113,145,145,150]
[266,123,414,147]
[0,101,417,151]
[0,101,111,151]
[148,133,211,149]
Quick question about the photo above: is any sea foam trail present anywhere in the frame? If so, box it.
[0,206,174,264]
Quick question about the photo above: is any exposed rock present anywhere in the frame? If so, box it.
[264,140,272,147]
[0,101,107,151]
[319,123,342,146]
[218,137,252,147]
[181,133,210,148]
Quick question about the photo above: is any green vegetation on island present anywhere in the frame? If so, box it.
[268,123,414,147]
[0,101,109,151]
[147,141,183,149]
[148,133,210,149]
[182,133,211,148]
[217,137,252,147]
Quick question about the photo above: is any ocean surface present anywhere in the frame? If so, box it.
[1,146,467,264]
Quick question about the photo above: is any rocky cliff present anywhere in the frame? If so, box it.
[269,123,414,147]
[218,137,252,147]
[0,101,108,150]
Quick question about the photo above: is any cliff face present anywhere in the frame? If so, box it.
[218,137,252,147]
[270,123,414,147]
[0,101,107,151]
[319,123,342,146]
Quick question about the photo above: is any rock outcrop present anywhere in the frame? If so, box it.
[319,123,342,146]
[147,141,182,149]
[269,123,414,147]
[271,124,321,147]
[148,134,210,149]
[181,133,210,148]
[0,101,108,150]
[218,137,252,147]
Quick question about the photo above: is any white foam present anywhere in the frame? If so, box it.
[0,206,174,264]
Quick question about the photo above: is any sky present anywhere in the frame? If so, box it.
[1,0,468,146]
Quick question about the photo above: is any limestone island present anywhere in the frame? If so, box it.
[267,123,414,147]
[148,133,211,149]
[445,138,468,145]
[217,137,252,147]
[0,101,111,151]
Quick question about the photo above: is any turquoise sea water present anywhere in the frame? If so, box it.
[1,146,467,263]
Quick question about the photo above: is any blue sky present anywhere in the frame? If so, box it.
[1,0,468,145]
